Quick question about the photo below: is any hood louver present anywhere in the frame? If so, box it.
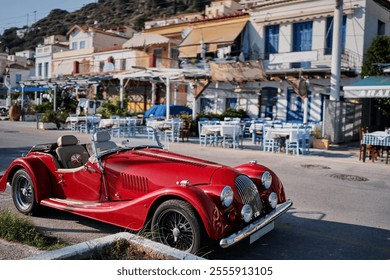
[121,173,149,192]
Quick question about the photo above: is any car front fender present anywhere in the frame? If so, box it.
[148,185,229,241]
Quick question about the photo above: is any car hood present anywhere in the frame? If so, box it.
[102,148,227,187]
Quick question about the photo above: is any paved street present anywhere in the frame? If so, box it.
[0,120,389,259]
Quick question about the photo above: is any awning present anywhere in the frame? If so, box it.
[52,60,74,76]
[123,33,174,49]
[343,76,390,98]
[11,86,51,92]
[178,20,248,58]
[209,60,266,82]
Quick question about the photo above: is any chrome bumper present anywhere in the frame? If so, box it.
[219,199,293,248]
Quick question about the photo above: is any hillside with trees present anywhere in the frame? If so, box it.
[0,0,210,54]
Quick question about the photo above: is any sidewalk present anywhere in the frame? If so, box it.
[0,119,367,161]
[2,120,388,165]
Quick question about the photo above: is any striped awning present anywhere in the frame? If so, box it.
[123,33,174,49]
[343,76,390,98]
[178,19,248,58]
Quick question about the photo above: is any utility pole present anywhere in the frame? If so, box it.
[330,0,343,101]
[173,0,177,14]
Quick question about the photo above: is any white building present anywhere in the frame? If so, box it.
[198,0,390,125]
[35,35,68,80]
[51,25,130,78]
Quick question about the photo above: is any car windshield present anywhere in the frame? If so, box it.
[89,126,164,158]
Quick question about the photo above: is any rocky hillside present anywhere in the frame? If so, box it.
[0,0,210,54]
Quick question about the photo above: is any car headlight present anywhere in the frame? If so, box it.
[268,192,278,209]
[220,186,234,208]
[241,204,253,223]
[261,171,272,189]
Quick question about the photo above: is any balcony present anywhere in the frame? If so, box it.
[264,48,363,73]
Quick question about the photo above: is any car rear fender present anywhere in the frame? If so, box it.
[148,185,226,241]
[1,157,53,202]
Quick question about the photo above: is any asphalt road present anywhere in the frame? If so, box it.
[0,121,389,260]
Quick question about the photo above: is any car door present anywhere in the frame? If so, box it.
[54,160,102,201]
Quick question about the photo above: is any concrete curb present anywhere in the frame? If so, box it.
[26,232,204,260]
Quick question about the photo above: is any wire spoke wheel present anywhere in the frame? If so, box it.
[152,200,204,254]
[12,169,37,214]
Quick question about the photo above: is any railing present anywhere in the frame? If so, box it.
[264,48,363,72]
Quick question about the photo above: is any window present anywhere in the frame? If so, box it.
[38,63,42,77]
[225,98,237,110]
[259,87,277,119]
[292,21,313,68]
[200,98,214,113]
[120,59,126,70]
[325,16,347,55]
[171,48,179,68]
[79,40,86,49]
[44,62,49,78]
[15,74,22,83]
[71,42,77,50]
[265,25,279,59]
[153,48,163,68]
[378,20,385,35]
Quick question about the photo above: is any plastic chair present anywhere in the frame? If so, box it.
[221,124,242,149]
[164,119,181,143]
[298,125,312,155]
[285,129,300,155]
[263,125,278,152]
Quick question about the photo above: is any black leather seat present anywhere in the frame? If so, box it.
[56,135,89,168]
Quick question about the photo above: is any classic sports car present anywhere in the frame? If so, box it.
[0,129,292,254]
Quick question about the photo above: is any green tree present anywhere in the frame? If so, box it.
[361,35,390,117]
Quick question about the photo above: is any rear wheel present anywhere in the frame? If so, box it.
[11,169,38,215]
[151,200,205,254]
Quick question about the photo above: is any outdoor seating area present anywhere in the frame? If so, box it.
[197,117,315,154]
[64,113,322,156]
[66,115,143,137]
[360,127,390,164]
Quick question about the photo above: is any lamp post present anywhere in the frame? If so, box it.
[5,66,11,108]
[330,0,343,101]
[21,83,25,121]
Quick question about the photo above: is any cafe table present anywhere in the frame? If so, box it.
[361,131,390,163]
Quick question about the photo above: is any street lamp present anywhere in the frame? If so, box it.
[5,66,11,108]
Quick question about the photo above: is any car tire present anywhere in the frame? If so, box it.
[11,169,39,215]
[151,199,205,254]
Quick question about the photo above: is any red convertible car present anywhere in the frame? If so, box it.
[0,129,292,254]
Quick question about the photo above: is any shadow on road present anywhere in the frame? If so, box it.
[207,210,390,260]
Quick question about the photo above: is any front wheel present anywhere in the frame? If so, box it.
[11,169,38,215]
[151,200,205,254]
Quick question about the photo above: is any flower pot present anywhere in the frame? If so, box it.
[313,138,329,150]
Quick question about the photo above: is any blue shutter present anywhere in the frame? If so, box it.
[265,25,279,58]
[325,16,347,55]
[292,21,313,68]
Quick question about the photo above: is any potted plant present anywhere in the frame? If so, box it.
[312,127,329,150]
[36,103,68,130]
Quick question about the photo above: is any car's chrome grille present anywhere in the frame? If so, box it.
[235,175,263,218]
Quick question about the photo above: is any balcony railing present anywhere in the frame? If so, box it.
[264,48,363,72]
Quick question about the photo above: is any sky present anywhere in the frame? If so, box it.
[0,0,96,33]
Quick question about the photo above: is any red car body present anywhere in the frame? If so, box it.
[0,131,292,254]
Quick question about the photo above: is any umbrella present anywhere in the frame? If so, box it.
[144,105,192,118]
